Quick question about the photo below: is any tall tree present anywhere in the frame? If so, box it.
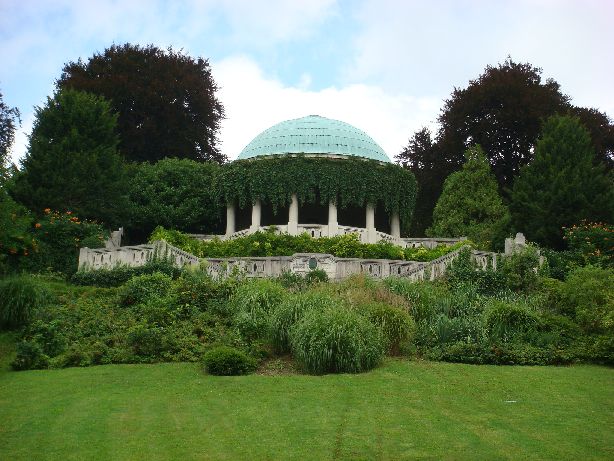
[57,43,225,163]
[427,145,510,249]
[11,89,128,226]
[437,58,570,191]
[127,158,223,241]
[510,115,614,249]
[396,127,453,236]
[0,90,21,171]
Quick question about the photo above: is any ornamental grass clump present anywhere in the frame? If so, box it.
[355,301,416,355]
[0,275,52,330]
[229,279,287,340]
[290,306,385,374]
[269,291,338,353]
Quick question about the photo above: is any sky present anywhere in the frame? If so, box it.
[1,0,613,164]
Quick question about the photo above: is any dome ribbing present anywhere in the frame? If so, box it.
[236,115,390,162]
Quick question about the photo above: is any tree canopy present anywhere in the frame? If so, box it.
[0,90,20,171]
[127,158,223,241]
[11,89,127,226]
[437,58,570,191]
[427,145,510,249]
[510,115,614,249]
[57,43,225,164]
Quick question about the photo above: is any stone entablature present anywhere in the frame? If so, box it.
[78,240,496,282]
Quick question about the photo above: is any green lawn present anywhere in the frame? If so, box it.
[1,336,613,460]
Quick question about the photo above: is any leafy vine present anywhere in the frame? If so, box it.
[215,155,417,231]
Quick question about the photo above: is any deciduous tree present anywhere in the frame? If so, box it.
[57,43,225,163]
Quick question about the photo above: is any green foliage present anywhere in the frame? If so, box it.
[0,89,21,166]
[290,306,385,374]
[482,299,540,343]
[71,259,181,287]
[216,155,417,233]
[563,221,613,267]
[119,272,174,306]
[11,88,128,226]
[150,226,464,261]
[511,115,614,249]
[57,43,225,163]
[356,302,416,354]
[445,247,506,294]
[0,189,34,274]
[11,341,49,370]
[268,291,338,353]
[127,158,223,240]
[0,275,52,330]
[499,245,541,292]
[229,279,287,341]
[203,346,257,375]
[558,267,613,335]
[384,277,449,322]
[17,209,107,276]
[427,145,510,249]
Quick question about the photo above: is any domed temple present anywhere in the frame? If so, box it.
[217,115,417,246]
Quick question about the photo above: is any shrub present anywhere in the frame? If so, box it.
[445,247,506,294]
[203,346,257,376]
[356,302,416,354]
[269,291,338,353]
[127,324,165,360]
[305,269,328,284]
[559,266,613,334]
[0,275,52,330]
[564,221,613,268]
[229,279,287,340]
[71,259,181,287]
[290,307,385,374]
[172,269,237,316]
[11,341,50,370]
[19,209,108,276]
[499,245,541,292]
[119,272,174,306]
[384,278,449,322]
[483,299,540,343]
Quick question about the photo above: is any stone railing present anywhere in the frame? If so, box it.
[297,224,327,238]
[78,240,200,270]
[79,239,497,283]
[402,237,467,249]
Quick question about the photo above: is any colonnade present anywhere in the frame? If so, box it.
[225,194,401,241]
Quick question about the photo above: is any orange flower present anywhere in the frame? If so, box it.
[35,223,42,228]
[66,211,72,215]
[44,208,51,214]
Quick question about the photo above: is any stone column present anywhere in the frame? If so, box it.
[365,203,377,243]
[328,201,338,237]
[288,194,299,235]
[390,212,401,239]
[225,203,236,237]
[250,199,262,233]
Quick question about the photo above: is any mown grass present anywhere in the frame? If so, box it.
[1,333,612,461]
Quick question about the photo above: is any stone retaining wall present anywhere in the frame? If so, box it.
[78,241,496,281]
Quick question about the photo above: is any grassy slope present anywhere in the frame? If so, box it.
[0,334,613,460]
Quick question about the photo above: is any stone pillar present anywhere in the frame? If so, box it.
[250,199,262,232]
[225,203,236,236]
[365,203,377,244]
[390,212,401,239]
[288,194,299,235]
[328,201,338,237]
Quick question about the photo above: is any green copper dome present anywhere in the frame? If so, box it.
[236,115,391,162]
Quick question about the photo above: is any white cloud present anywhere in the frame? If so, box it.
[213,55,441,160]
[345,0,614,116]
[8,112,34,167]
